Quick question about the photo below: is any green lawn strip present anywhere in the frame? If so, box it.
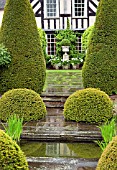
[46,70,82,73]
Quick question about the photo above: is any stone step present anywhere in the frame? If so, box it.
[27,157,98,170]
[46,81,83,85]
[41,92,71,97]
[42,96,67,102]
[46,108,63,116]
[45,88,83,94]
[41,96,67,108]
[44,101,64,108]
[21,130,101,142]
[22,119,102,142]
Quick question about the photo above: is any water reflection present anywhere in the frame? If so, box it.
[21,141,101,158]
[46,143,76,157]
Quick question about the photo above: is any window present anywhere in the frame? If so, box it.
[73,0,87,17]
[44,0,59,18]
[77,36,82,53]
[46,34,84,56]
[46,34,56,55]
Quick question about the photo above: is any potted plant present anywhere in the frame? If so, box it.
[61,39,70,52]
[49,55,61,69]
[61,59,70,69]
[70,58,80,69]
[61,39,71,46]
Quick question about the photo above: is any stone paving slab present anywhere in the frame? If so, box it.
[27,157,98,170]
[22,114,102,142]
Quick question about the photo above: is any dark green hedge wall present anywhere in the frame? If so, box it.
[82,0,117,95]
[0,130,29,170]
[0,0,46,95]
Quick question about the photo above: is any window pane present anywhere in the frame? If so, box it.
[47,34,56,55]
[46,0,57,17]
[74,0,85,17]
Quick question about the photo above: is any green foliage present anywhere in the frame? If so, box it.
[63,88,113,123]
[67,18,70,29]
[96,136,117,170]
[82,25,94,52]
[61,59,70,66]
[70,57,80,65]
[0,43,11,67]
[2,114,23,143]
[61,39,71,46]
[55,19,80,61]
[49,55,62,65]
[38,28,47,61]
[0,88,47,122]
[82,0,117,95]
[95,118,116,151]
[0,129,29,170]
[0,0,46,95]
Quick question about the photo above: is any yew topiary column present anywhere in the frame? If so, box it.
[82,0,117,95]
[0,0,46,95]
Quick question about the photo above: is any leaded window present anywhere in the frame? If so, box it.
[45,0,59,18]
[73,0,87,17]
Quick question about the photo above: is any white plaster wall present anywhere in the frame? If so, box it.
[60,0,71,14]
[35,17,42,28]
[0,10,4,26]
[89,16,96,26]
[59,0,64,14]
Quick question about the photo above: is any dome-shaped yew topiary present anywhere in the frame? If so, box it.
[63,88,113,123]
[0,88,46,122]
[0,0,46,95]
[96,136,117,170]
[0,129,29,170]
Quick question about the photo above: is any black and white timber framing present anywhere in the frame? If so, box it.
[30,0,99,55]
[30,0,99,30]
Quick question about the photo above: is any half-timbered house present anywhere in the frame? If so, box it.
[0,0,99,55]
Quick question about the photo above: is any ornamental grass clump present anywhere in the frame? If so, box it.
[63,88,113,123]
[0,88,47,122]
[0,129,29,170]
[95,118,116,151]
[2,114,23,143]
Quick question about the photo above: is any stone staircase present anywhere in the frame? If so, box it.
[22,70,102,142]
[42,70,83,96]
[41,70,83,115]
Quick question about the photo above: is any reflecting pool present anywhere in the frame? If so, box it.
[21,141,101,159]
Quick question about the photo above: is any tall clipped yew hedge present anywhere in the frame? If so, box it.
[82,0,117,95]
[0,0,46,95]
